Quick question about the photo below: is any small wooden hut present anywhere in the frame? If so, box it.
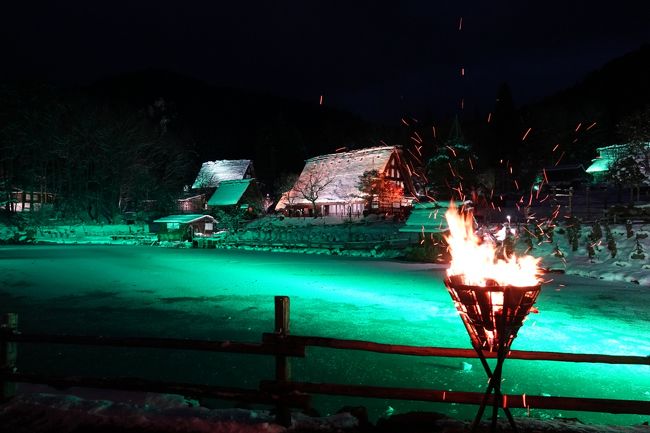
[152,214,218,242]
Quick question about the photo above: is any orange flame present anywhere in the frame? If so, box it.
[444,202,541,287]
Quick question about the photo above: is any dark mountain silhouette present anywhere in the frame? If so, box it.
[5,44,649,206]
[516,44,650,175]
[84,69,387,191]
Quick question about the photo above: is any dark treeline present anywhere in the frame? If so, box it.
[0,71,393,223]
[0,81,193,222]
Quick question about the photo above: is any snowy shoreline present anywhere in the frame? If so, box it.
[10,216,648,286]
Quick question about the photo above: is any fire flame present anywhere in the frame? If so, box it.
[444,202,541,287]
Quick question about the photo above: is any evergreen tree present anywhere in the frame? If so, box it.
[426,116,477,199]
[590,220,603,242]
[483,83,521,191]
[604,223,617,258]
[631,234,645,259]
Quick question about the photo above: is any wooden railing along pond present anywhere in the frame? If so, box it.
[2,296,650,426]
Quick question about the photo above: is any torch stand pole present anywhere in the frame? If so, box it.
[470,345,518,433]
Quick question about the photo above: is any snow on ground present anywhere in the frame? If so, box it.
[34,223,157,246]
[0,392,355,433]
[1,392,649,433]
[532,221,650,286]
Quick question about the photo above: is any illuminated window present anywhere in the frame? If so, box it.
[167,222,180,230]
[204,223,213,231]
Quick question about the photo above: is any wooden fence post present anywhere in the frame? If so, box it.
[274,296,292,426]
[1,313,18,401]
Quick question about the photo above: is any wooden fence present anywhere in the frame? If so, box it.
[2,296,650,426]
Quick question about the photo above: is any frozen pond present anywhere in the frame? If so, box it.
[1,245,649,424]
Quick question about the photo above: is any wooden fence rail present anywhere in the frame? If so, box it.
[262,333,650,365]
[260,381,650,415]
[2,296,650,427]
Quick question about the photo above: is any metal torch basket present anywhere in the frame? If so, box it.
[445,275,541,352]
[444,275,542,432]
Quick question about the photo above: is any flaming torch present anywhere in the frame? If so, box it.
[444,203,543,433]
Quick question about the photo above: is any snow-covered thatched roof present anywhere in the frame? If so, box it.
[276,146,400,209]
[191,160,252,189]
[586,142,650,175]
[153,214,216,224]
[207,179,254,206]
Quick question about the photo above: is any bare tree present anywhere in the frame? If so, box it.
[293,165,333,217]
[274,172,299,213]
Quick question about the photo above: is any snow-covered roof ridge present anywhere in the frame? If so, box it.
[277,146,404,208]
[305,145,399,164]
[191,159,253,189]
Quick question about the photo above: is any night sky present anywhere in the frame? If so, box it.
[2,1,648,122]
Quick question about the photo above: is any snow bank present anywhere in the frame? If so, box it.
[533,222,650,286]
[1,392,649,433]
[33,224,157,246]
[0,392,357,433]
[218,215,409,258]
